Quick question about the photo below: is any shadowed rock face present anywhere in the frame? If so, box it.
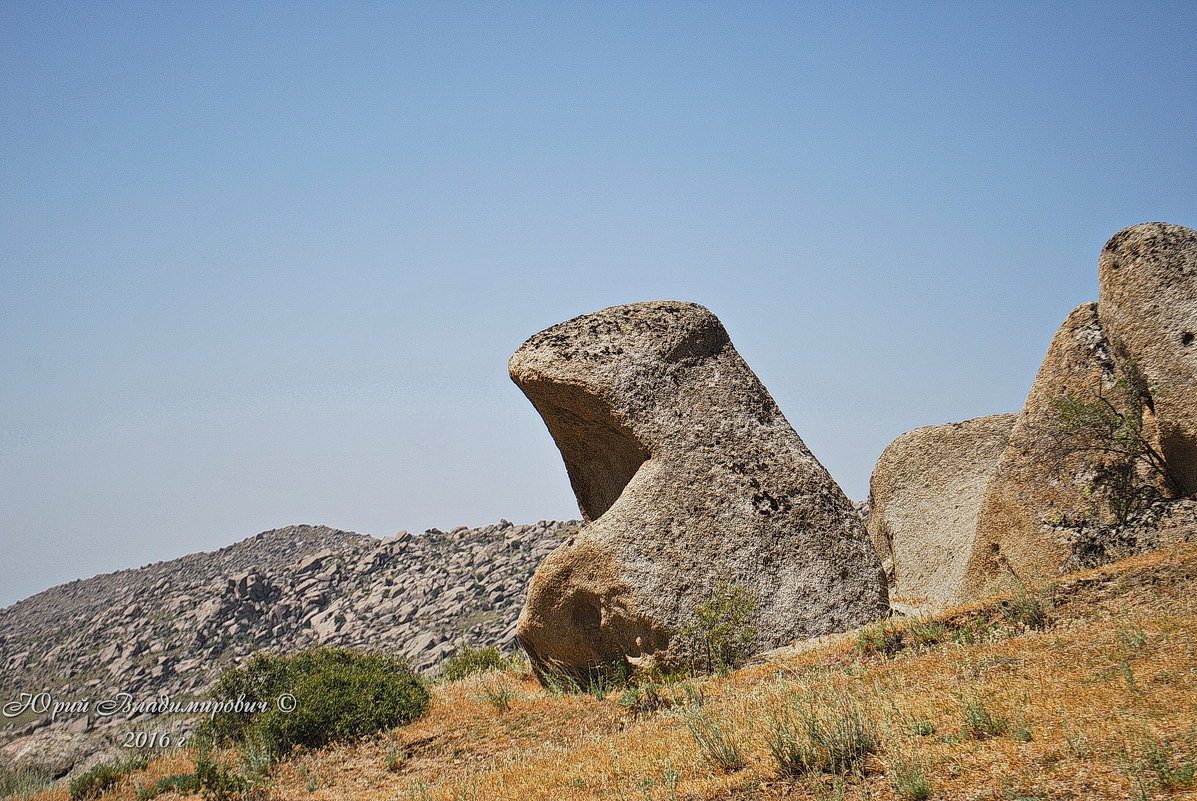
[867,414,1015,613]
[1098,222,1197,496]
[510,301,888,681]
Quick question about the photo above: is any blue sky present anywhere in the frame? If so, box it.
[2,2,1194,606]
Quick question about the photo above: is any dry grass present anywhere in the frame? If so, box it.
[19,750,195,801]
[24,542,1197,801]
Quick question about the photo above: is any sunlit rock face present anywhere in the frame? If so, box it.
[868,413,1015,613]
[1098,222,1197,497]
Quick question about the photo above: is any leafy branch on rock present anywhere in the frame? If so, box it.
[1048,362,1180,524]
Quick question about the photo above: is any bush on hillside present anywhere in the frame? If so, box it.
[68,755,148,800]
[203,647,429,760]
[680,581,759,674]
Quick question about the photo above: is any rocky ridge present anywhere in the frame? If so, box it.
[0,520,574,749]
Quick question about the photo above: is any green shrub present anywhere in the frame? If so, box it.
[681,581,758,674]
[385,745,408,773]
[68,756,148,800]
[1049,362,1179,524]
[617,684,667,716]
[235,730,275,781]
[151,772,201,795]
[539,658,632,697]
[481,680,519,713]
[893,767,932,801]
[999,573,1052,631]
[204,647,430,761]
[908,720,936,737]
[906,618,948,648]
[147,736,270,801]
[1137,734,1196,790]
[950,617,1001,645]
[192,738,254,801]
[855,619,903,658]
[440,646,513,681]
[1115,614,1150,651]
[1012,707,1033,742]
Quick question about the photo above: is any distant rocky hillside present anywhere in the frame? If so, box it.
[0,520,575,744]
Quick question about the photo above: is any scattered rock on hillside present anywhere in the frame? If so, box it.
[0,519,575,776]
[0,729,123,780]
[1052,498,1197,573]
[510,301,888,680]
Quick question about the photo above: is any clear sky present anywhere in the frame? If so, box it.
[2,2,1194,607]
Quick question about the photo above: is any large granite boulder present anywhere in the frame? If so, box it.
[1098,222,1197,496]
[510,301,888,681]
[867,414,1015,612]
[962,303,1170,601]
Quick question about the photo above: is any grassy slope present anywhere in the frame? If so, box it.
[25,542,1197,801]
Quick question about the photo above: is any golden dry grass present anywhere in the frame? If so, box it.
[27,542,1197,801]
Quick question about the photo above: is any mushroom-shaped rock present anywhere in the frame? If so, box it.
[867,414,1015,613]
[1098,222,1197,496]
[510,301,887,681]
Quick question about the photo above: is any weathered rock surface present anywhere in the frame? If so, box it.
[510,301,887,679]
[867,414,1015,612]
[1098,222,1197,496]
[1047,498,1197,574]
[0,520,573,775]
[962,303,1172,601]
[0,730,124,780]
